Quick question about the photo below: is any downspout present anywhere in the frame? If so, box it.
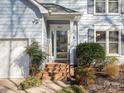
[67,21,73,81]
[74,21,79,80]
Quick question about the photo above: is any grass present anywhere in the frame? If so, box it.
[56,85,87,93]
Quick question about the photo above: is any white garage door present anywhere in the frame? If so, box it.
[0,39,29,78]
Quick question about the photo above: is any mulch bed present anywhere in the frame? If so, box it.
[87,71,124,93]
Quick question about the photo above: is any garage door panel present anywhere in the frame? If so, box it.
[0,41,9,78]
[0,39,29,78]
[10,40,29,78]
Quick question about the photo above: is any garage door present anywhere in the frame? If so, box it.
[0,39,29,78]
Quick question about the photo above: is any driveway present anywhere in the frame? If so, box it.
[0,79,69,93]
[0,79,22,93]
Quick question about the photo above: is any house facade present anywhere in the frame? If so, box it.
[0,0,124,78]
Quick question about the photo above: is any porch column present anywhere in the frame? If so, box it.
[41,17,44,50]
[41,17,47,52]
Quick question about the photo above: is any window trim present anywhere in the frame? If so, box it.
[94,0,120,15]
[94,0,106,15]
[96,31,107,50]
[108,31,120,56]
[95,30,121,56]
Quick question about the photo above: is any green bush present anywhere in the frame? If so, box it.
[25,40,46,75]
[18,76,42,90]
[76,43,106,67]
[56,85,86,93]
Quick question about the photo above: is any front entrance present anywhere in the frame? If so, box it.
[50,24,69,60]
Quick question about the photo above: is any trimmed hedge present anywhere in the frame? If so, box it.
[76,43,106,67]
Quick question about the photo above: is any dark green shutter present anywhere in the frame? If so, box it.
[121,30,124,55]
[121,0,124,14]
[88,28,94,42]
[87,0,94,14]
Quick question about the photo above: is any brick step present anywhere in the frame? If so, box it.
[41,63,74,81]
[42,70,68,76]
[42,72,67,80]
[45,67,67,71]
[45,63,67,68]
[120,65,124,72]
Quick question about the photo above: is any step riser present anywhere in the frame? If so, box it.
[42,63,74,81]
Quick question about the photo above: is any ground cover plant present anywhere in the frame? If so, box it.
[18,76,42,90]
[56,85,87,93]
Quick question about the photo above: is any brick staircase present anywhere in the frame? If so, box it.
[120,64,124,72]
[41,63,74,81]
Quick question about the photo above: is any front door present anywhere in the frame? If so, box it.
[56,30,68,59]
[50,24,69,60]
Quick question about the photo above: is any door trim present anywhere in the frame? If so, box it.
[50,24,69,61]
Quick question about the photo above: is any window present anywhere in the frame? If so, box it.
[95,0,106,13]
[109,0,119,13]
[95,0,119,14]
[96,31,106,48]
[96,30,120,55]
[109,31,119,54]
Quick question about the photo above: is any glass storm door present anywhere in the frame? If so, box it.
[51,30,68,60]
[56,30,68,59]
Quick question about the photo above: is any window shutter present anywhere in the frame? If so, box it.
[87,0,94,14]
[121,0,124,14]
[88,28,94,42]
[121,29,124,55]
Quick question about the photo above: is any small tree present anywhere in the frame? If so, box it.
[76,43,106,67]
[26,40,46,76]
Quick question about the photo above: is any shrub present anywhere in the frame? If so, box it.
[76,43,106,67]
[105,56,118,64]
[18,76,42,90]
[76,67,96,86]
[25,40,46,76]
[56,85,87,93]
[95,56,119,72]
[103,63,120,79]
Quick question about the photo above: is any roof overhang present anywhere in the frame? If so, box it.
[44,13,81,21]
[40,3,81,21]
[28,0,48,14]
[48,12,81,16]
[28,0,81,21]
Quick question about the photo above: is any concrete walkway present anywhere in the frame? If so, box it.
[0,79,69,93]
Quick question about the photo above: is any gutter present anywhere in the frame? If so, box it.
[50,12,81,16]
[28,0,48,14]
